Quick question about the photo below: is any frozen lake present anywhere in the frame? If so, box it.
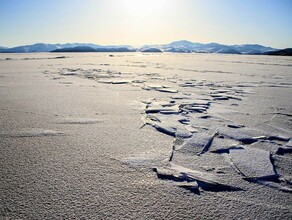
[1,53,292,219]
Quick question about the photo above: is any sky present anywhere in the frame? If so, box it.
[0,0,292,48]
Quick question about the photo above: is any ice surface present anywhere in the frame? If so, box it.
[229,146,277,179]
[153,163,242,192]
[53,56,292,196]
[152,122,177,137]
[157,88,178,93]
[177,132,216,155]
[60,118,103,124]
[286,139,292,147]
[0,129,64,138]
[2,53,292,218]
[111,79,132,84]
[217,127,265,144]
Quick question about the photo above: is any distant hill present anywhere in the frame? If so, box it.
[164,47,192,53]
[215,47,241,54]
[138,40,277,54]
[159,41,277,54]
[51,46,97,52]
[0,40,283,55]
[1,43,60,53]
[141,48,162,53]
[232,44,276,54]
[0,43,128,53]
[0,46,8,52]
[51,46,136,53]
[263,48,292,56]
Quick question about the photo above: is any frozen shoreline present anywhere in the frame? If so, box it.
[1,53,291,219]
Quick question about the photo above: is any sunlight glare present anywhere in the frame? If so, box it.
[120,0,169,16]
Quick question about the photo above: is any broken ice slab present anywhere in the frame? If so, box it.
[179,82,195,87]
[183,106,207,113]
[141,115,161,128]
[145,105,180,114]
[187,116,223,132]
[157,88,178,93]
[171,94,191,100]
[144,118,192,138]
[178,101,210,114]
[95,73,112,78]
[178,118,191,125]
[210,89,231,94]
[177,132,217,155]
[179,81,204,87]
[159,105,181,114]
[96,79,133,84]
[84,75,95,79]
[184,125,199,133]
[210,137,241,153]
[286,139,292,147]
[111,79,132,84]
[213,96,229,101]
[52,76,66,80]
[229,146,278,180]
[199,115,212,120]
[142,84,163,90]
[267,135,290,142]
[248,141,282,153]
[211,146,244,154]
[146,100,176,107]
[227,124,245,128]
[60,72,78,76]
[175,128,193,139]
[179,100,211,106]
[217,127,266,144]
[174,181,200,193]
[152,166,183,181]
[225,95,242,101]
[160,102,176,107]
[152,123,177,137]
[276,138,292,155]
[272,154,292,185]
[153,164,242,192]
[96,79,113,84]
[132,79,146,83]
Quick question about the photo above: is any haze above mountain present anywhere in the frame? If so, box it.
[0,40,286,55]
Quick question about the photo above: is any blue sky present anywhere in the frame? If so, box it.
[0,0,291,48]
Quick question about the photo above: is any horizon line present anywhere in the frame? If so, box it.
[1,40,288,49]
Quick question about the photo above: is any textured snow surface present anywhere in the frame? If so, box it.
[1,53,292,219]
[229,146,276,178]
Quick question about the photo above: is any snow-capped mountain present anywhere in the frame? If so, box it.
[0,40,280,54]
[138,40,278,54]
[232,44,277,54]
[0,43,106,53]
[0,46,8,52]
[156,41,277,54]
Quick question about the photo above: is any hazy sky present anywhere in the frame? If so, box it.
[0,0,291,48]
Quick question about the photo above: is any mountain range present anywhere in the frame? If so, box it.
[0,40,290,55]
